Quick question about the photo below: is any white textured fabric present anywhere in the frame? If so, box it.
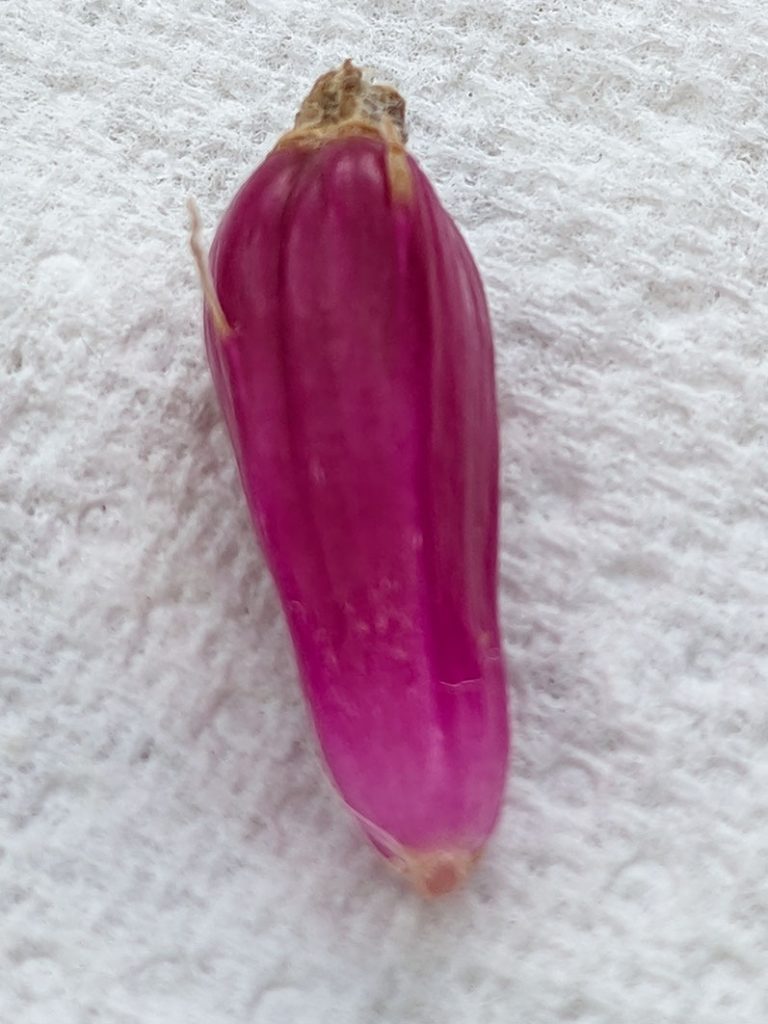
[2,1,767,1021]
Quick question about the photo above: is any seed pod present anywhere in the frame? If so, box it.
[192,61,509,895]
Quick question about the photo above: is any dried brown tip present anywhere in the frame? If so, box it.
[293,59,406,142]
[275,60,412,203]
[395,849,481,898]
[187,197,232,338]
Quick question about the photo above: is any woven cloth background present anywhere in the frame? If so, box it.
[2,2,767,1022]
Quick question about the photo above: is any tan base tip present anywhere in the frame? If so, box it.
[397,849,481,898]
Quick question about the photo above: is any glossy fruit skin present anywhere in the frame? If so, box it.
[204,135,508,861]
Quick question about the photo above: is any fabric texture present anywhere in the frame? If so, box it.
[2,2,767,1022]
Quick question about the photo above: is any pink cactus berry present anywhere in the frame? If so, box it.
[191,61,509,895]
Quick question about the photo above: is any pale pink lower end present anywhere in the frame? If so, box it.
[391,848,481,897]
